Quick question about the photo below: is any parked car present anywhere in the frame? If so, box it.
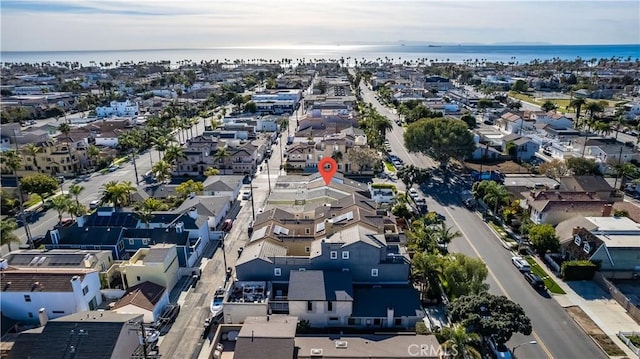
[222,219,233,231]
[89,200,101,210]
[487,337,513,359]
[56,176,65,184]
[408,188,420,199]
[524,272,546,290]
[511,256,531,272]
[241,191,251,200]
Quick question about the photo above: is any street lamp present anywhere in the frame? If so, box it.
[512,340,537,357]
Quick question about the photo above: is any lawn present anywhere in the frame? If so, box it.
[24,194,42,208]
[384,161,396,172]
[525,256,566,294]
[488,221,511,241]
[508,91,624,113]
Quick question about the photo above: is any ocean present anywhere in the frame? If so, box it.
[1,44,639,66]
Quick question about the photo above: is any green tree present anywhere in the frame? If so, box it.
[438,323,481,359]
[566,157,600,175]
[528,223,560,255]
[585,101,604,121]
[450,292,532,344]
[1,218,20,251]
[345,147,380,173]
[23,143,41,172]
[397,165,431,191]
[482,181,512,215]
[164,145,186,174]
[136,208,154,228]
[175,179,204,198]
[100,181,134,209]
[51,195,72,224]
[614,162,638,190]
[406,217,439,253]
[68,184,84,205]
[152,160,172,183]
[214,147,231,170]
[541,100,558,112]
[460,113,476,129]
[538,159,570,179]
[204,167,220,177]
[569,97,587,119]
[434,222,461,247]
[441,254,489,300]
[411,252,443,301]
[86,144,101,166]
[511,79,528,92]
[504,141,517,158]
[244,101,257,113]
[404,118,475,169]
[506,100,522,111]
[20,174,59,205]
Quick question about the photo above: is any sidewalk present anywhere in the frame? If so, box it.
[530,255,639,358]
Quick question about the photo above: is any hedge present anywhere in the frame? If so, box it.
[561,260,597,281]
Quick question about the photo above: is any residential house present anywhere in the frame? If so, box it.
[111,281,169,323]
[96,100,139,118]
[2,139,88,178]
[118,244,180,292]
[424,76,452,91]
[530,111,574,130]
[622,101,640,120]
[0,268,102,322]
[284,130,367,173]
[232,315,298,359]
[350,286,424,329]
[555,216,640,276]
[175,195,233,239]
[295,334,441,359]
[501,134,540,161]
[522,190,615,225]
[497,112,535,134]
[559,176,622,202]
[7,311,144,359]
[287,271,353,327]
[235,224,410,284]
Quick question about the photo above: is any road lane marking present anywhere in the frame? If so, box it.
[435,194,554,359]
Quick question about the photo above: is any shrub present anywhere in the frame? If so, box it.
[561,260,597,280]
[415,322,430,335]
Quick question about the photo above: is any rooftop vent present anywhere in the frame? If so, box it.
[335,341,348,349]
[310,348,323,357]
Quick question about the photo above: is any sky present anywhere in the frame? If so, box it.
[1,0,639,51]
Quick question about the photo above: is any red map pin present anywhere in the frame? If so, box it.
[318,157,338,185]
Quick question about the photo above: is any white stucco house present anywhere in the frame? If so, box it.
[0,269,103,322]
[96,100,139,118]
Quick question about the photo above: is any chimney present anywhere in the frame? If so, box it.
[76,215,85,228]
[38,308,48,327]
[176,222,184,233]
[601,204,613,217]
[325,219,334,236]
[386,307,394,328]
[571,227,581,236]
[188,207,198,220]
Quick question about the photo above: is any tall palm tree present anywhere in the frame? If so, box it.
[483,182,512,215]
[153,135,171,162]
[434,222,461,247]
[152,160,172,183]
[569,97,587,120]
[1,218,21,251]
[440,323,481,359]
[101,181,127,209]
[119,181,136,206]
[68,184,84,205]
[23,143,41,173]
[164,145,186,165]
[58,123,77,177]
[411,252,443,302]
[86,144,101,167]
[1,149,32,244]
[585,102,604,122]
[67,201,88,218]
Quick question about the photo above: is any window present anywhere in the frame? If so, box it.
[274,268,281,276]
[305,228,310,234]
[329,316,339,321]
[298,268,306,271]
[373,318,381,326]
[118,241,124,250]
[53,310,65,314]
[305,246,310,253]
[24,295,31,302]
[142,239,149,245]
[394,318,402,326]
[136,276,141,281]
[128,239,135,245]
[327,301,333,312]
[307,301,313,312]
[330,251,338,259]
[82,286,89,295]
[348,318,361,325]
[342,251,349,260]
[28,312,33,318]
[371,268,379,277]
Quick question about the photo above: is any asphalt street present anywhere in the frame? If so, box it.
[359,83,606,359]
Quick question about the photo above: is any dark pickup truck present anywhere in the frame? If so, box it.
[158,304,180,325]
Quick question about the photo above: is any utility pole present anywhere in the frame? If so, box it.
[266,155,271,196]
[249,181,256,221]
[613,145,624,190]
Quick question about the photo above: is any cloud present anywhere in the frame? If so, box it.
[1,0,638,51]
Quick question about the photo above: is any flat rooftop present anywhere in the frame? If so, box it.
[586,216,640,232]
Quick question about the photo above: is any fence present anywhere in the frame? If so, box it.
[617,331,640,357]
[593,272,640,324]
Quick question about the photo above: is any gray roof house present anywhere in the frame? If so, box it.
[8,311,143,359]
[287,271,353,327]
[233,316,297,359]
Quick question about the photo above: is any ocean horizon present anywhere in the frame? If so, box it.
[1,44,639,66]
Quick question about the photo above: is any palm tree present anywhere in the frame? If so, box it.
[119,181,136,206]
[614,162,639,190]
[86,144,101,167]
[569,97,587,119]
[164,145,186,169]
[439,323,481,359]
[101,181,127,209]
[51,195,72,224]
[135,208,154,228]
[1,218,21,251]
[23,143,41,173]
[58,123,77,177]
[67,201,87,218]
[483,181,512,215]
[1,149,33,243]
[68,184,84,206]
[434,222,461,248]
[585,102,604,121]
[411,252,443,302]
[541,100,558,112]
[152,160,172,183]
[213,147,231,170]
[152,135,171,162]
